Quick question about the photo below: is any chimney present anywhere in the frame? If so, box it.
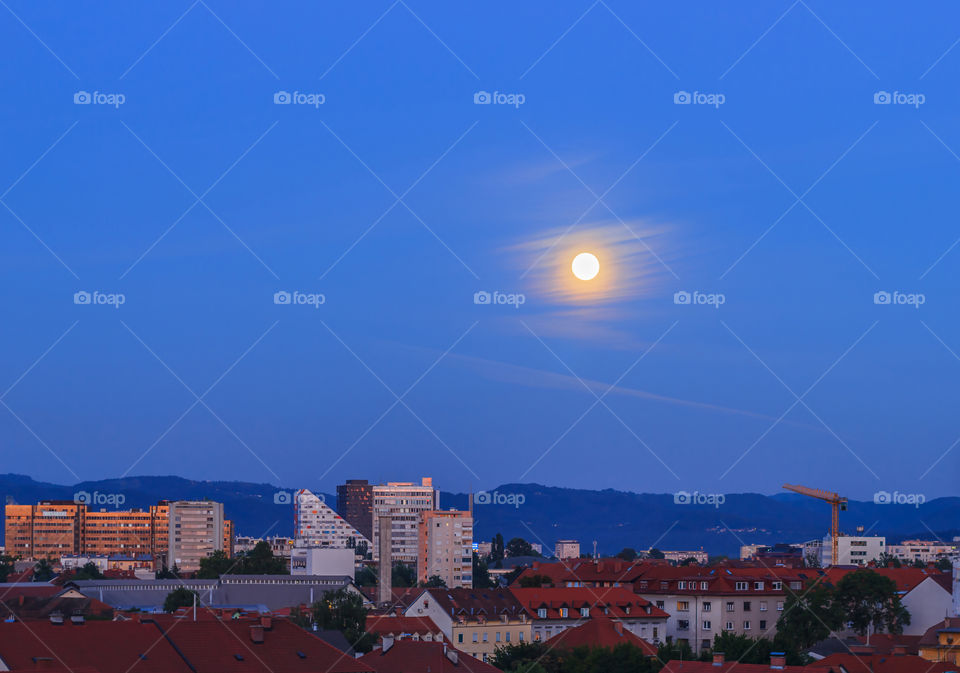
[250,624,265,643]
[713,652,725,666]
[770,652,786,669]
[260,615,272,630]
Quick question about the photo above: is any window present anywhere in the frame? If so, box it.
[677,620,689,631]
[482,633,488,643]
[735,582,748,591]
[518,632,524,642]
[743,621,751,630]
[701,581,709,590]
[743,601,752,612]
[702,621,711,630]
[678,581,686,589]
[760,601,768,612]
[496,632,501,643]
[677,601,689,612]
[703,601,712,612]
[759,620,767,630]
[772,581,782,590]
[725,622,733,630]
[458,634,463,643]
[790,582,801,590]
[537,608,546,619]
[777,601,784,612]
[656,601,665,610]
[726,602,735,612]
[754,582,764,590]
[472,633,478,643]
[580,607,590,617]
[559,608,568,618]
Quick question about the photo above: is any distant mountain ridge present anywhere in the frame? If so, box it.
[2,474,957,557]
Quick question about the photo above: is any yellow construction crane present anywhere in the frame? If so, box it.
[783,484,848,566]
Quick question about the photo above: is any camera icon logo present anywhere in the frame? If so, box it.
[473,91,491,105]
[274,91,291,104]
[274,291,291,305]
[473,291,491,305]
[674,91,691,104]
[673,290,691,305]
[274,491,292,505]
[674,490,691,505]
[74,91,91,104]
[74,490,91,504]
[475,491,492,504]
[74,291,91,305]
[873,490,891,504]
[873,291,891,305]
[873,91,891,105]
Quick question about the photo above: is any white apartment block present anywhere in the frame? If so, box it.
[821,535,885,566]
[294,489,369,550]
[418,510,473,588]
[886,540,959,564]
[371,478,439,565]
[662,550,709,565]
[555,540,579,559]
[168,501,224,573]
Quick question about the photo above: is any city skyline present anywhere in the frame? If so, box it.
[3,2,960,503]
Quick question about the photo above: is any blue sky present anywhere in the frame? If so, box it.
[1,1,959,501]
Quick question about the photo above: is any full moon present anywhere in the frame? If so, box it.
[571,252,600,280]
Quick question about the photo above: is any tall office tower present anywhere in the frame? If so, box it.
[378,515,392,604]
[417,510,473,588]
[336,479,373,541]
[167,501,224,573]
[294,489,369,550]
[4,501,85,559]
[371,478,439,566]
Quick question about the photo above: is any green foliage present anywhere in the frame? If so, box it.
[936,558,952,572]
[163,587,198,613]
[518,574,552,588]
[705,632,805,666]
[473,552,497,589]
[834,569,911,637]
[506,537,538,558]
[71,562,104,580]
[491,641,656,673]
[355,566,377,587]
[647,548,665,560]
[33,559,55,582]
[197,542,287,579]
[776,579,843,651]
[309,588,376,653]
[657,639,696,663]
[390,562,416,587]
[157,564,181,579]
[491,533,505,562]
[615,548,638,561]
[0,555,15,582]
[355,540,369,559]
[420,575,447,588]
[876,552,902,568]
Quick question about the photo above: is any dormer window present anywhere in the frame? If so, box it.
[735,582,748,591]
[559,608,568,618]
[537,608,546,619]
[580,607,590,617]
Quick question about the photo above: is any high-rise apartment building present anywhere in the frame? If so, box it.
[294,489,369,550]
[417,510,473,588]
[371,478,439,566]
[167,501,225,573]
[4,502,85,560]
[336,479,374,541]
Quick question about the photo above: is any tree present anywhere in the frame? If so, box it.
[310,589,376,653]
[355,566,377,587]
[679,556,698,566]
[775,579,843,651]
[244,541,286,574]
[706,632,805,666]
[805,552,821,568]
[33,559,55,582]
[71,562,104,580]
[647,548,665,560]
[472,552,496,589]
[197,550,233,579]
[0,555,15,582]
[157,564,181,579]
[355,540,369,559]
[506,537,536,558]
[875,552,902,568]
[163,587,198,613]
[616,548,638,561]
[391,562,416,588]
[491,533,505,563]
[420,575,447,588]
[834,569,911,639]
[658,639,696,663]
[936,558,952,572]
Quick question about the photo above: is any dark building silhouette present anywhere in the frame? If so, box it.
[337,479,373,541]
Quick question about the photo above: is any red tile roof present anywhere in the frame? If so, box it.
[548,614,658,655]
[854,633,922,655]
[820,567,939,593]
[815,652,959,672]
[509,586,669,621]
[421,588,526,621]
[365,614,444,639]
[662,660,830,672]
[920,617,960,647]
[359,640,500,673]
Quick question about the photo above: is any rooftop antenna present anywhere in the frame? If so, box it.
[593,540,598,559]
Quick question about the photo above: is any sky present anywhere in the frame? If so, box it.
[1,1,959,502]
